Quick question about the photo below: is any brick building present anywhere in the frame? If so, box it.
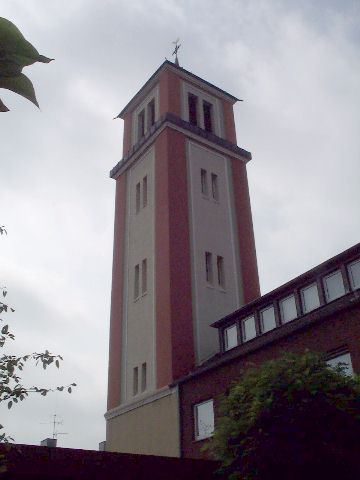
[174,242,360,458]
[105,59,360,459]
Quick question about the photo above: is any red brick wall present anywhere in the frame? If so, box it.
[180,302,360,458]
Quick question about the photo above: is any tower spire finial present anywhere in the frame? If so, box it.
[172,38,181,66]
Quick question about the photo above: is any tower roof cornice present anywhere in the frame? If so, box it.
[116,60,241,119]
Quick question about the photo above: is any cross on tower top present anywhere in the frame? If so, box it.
[172,38,181,66]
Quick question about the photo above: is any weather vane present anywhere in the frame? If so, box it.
[172,38,181,66]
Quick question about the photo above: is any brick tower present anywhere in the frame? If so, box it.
[105,60,260,456]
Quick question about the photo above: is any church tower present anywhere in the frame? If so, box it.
[105,60,260,456]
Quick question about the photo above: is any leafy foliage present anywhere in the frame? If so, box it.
[209,352,360,480]
[0,229,76,442]
[0,17,53,111]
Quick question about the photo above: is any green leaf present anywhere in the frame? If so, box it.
[0,18,53,69]
[7,401,12,410]
[55,360,59,369]
[0,73,39,107]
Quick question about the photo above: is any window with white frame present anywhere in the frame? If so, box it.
[301,283,320,313]
[224,324,238,351]
[260,306,276,333]
[194,399,214,441]
[205,252,213,284]
[279,294,298,323]
[348,259,360,290]
[323,270,345,302]
[327,352,353,376]
[242,315,256,342]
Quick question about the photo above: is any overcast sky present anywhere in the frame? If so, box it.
[1,0,359,450]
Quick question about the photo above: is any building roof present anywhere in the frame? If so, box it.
[172,241,360,385]
[116,60,241,119]
[212,242,360,328]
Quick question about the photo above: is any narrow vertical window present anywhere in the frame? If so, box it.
[133,367,138,396]
[147,99,155,127]
[142,176,148,208]
[135,182,141,214]
[201,169,208,196]
[205,252,213,284]
[134,264,140,300]
[142,258,147,295]
[203,101,213,133]
[211,173,219,201]
[141,362,147,392]
[217,255,225,288]
[188,93,198,126]
[138,110,145,139]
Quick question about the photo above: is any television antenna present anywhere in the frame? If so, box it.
[41,414,68,440]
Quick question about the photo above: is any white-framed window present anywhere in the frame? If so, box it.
[224,324,238,351]
[141,362,147,392]
[279,294,297,323]
[327,352,353,376]
[133,366,139,396]
[348,259,360,290]
[201,169,208,196]
[242,315,256,342]
[217,255,225,289]
[323,270,345,302]
[194,399,214,441]
[260,306,276,333]
[301,283,320,313]
[205,251,213,284]
[211,173,219,201]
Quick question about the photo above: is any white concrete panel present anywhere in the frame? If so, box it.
[122,147,155,403]
[187,141,241,363]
